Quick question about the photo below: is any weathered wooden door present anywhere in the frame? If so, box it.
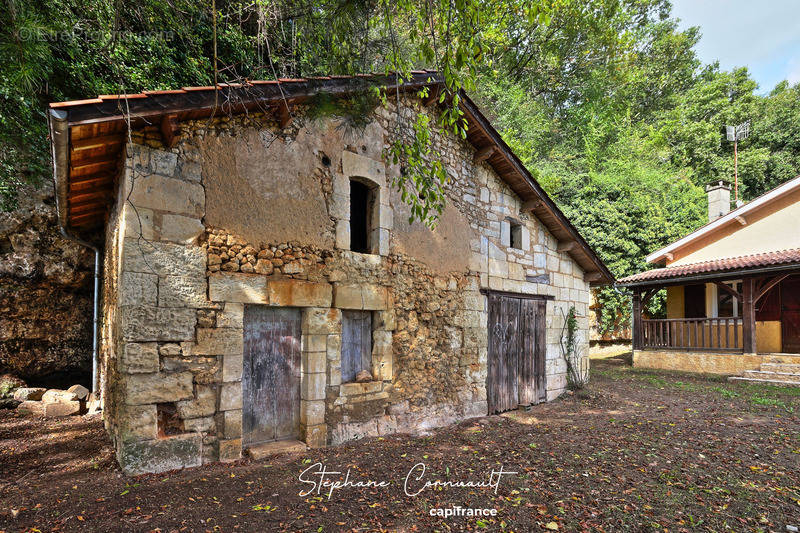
[341,311,372,382]
[242,306,301,445]
[487,294,547,413]
[782,277,800,353]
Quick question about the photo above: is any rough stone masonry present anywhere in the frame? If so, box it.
[100,96,592,474]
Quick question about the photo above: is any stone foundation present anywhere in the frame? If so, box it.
[633,349,795,375]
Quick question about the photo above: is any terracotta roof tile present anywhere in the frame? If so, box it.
[619,248,800,284]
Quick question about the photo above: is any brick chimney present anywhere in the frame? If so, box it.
[706,180,731,221]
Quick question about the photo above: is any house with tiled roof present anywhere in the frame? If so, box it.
[619,177,800,381]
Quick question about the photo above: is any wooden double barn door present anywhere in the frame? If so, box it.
[487,293,547,414]
[242,306,301,446]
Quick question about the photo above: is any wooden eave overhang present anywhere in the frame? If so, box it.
[48,71,613,285]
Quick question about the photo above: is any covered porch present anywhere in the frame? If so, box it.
[619,253,800,376]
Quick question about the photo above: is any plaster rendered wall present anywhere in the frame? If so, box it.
[104,97,591,474]
[666,286,684,318]
[756,322,782,353]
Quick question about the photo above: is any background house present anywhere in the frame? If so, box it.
[48,74,612,474]
[620,177,800,379]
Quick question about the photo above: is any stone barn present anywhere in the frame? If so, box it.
[47,73,613,474]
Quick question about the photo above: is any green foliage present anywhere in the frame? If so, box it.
[305,90,381,132]
[2,0,800,326]
[473,1,800,334]
[565,305,577,360]
[0,0,550,228]
[562,305,588,389]
[387,110,448,227]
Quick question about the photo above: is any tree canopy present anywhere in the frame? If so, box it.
[2,0,799,333]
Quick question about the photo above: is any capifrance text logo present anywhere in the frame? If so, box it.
[429,506,498,518]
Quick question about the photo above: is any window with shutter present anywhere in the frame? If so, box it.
[341,310,372,382]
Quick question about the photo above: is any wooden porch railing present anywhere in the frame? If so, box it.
[640,318,744,352]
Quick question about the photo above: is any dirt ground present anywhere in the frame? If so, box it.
[1,356,799,532]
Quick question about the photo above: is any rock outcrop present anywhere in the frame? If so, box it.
[0,183,95,379]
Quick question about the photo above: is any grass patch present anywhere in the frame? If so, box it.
[749,395,794,412]
[594,360,800,413]
[710,386,740,399]
[734,382,800,397]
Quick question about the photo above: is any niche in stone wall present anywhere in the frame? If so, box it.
[157,403,184,437]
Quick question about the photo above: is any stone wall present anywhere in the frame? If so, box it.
[0,183,94,381]
[103,96,591,474]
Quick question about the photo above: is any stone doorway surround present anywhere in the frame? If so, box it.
[208,272,394,460]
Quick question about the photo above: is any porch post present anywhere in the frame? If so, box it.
[742,278,757,354]
[632,289,643,350]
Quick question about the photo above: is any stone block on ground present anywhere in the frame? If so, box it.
[247,440,307,460]
[118,434,202,475]
[86,393,102,414]
[67,384,90,400]
[13,387,46,402]
[43,400,81,417]
[17,401,45,416]
[42,389,78,403]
